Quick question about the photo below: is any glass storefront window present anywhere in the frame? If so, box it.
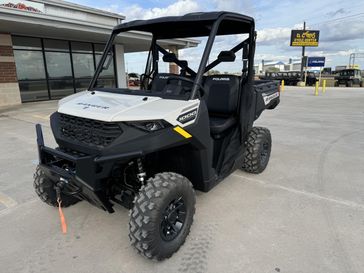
[18,81,49,102]
[45,52,72,79]
[75,78,91,92]
[95,54,115,77]
[72,53,95,78]
[12,36,116,102]
[13,51,46,80]
[94,44,106,54]
[71,42,93,53]
[49,79,74,99]
[12,36,42,50]
[44,39,69,52]
[96,78,116,88]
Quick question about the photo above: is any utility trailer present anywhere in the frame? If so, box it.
[259,71,318,86]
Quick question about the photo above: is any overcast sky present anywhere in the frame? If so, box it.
[69,0,364,73]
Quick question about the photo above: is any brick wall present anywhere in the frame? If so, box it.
[0,33,21,107]
[0,62,18,83]
[0,45,13,56]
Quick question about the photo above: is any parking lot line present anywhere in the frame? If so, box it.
[0,191,17,209]
[32,114,50,120]
[233,173,364,210]
[0,198,38,217]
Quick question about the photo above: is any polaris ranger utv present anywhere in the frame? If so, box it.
[34,12,280,260]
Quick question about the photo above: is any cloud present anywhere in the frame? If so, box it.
[95,0,364,69]
[256,24,304,46]
[256,27,291,45]
[119,0,200,21]
[256,15,364,51]
[210,0,255,14]
[319,20,364,42]
[326,8,347,17]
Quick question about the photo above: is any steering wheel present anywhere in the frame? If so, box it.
[139,73,154,90]
[166,76,205,98]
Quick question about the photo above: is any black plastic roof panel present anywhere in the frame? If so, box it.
[114,11,254,39]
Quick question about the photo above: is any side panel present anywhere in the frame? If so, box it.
[146,101,215,191]
[253,80,280,120]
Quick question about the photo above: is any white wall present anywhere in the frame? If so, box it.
[114,44,127,88]
[45,4,119,26]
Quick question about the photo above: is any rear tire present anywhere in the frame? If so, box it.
[335,81,339,87]
[346,81,352,87]
[242,127,272,174]
[129,172,195,260]
[360,81,363,87]
[33,166,80,207]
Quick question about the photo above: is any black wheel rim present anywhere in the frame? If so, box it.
[160,197,186,241]
[260,142,269,166]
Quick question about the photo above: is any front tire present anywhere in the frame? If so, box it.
[129,172,195,260]
[346,81,352,87]
[33,166,80,207]
[242,127,272,174]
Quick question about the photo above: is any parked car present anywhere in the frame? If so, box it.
[128,73,140,86]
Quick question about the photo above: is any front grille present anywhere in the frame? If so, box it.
[59,113,122,147]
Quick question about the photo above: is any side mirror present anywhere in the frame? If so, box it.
[103,53,113,70]
[217,51,236,62]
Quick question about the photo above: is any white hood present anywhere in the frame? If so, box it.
[58,91,200,126]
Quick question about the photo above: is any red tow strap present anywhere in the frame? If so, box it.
[57,198,67,234]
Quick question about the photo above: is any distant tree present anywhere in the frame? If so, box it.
[207,69,221,75]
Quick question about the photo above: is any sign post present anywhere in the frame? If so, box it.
[302,56,308,86]
[301,22,306,82]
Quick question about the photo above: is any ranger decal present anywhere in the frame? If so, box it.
[262,92,279,105]
[177,108,198,124]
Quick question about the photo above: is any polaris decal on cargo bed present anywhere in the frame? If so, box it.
[262,92,279,105]
[177,108,198,124]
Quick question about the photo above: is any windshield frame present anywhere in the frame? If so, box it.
[88,15,255,100]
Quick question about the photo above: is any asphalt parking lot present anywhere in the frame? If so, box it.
[0,86,364,273]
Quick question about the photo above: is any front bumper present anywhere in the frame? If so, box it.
[36,124,142,213]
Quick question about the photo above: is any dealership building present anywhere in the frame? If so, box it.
[0,0,197,107]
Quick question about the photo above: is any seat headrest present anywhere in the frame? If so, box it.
[203,75,241,115]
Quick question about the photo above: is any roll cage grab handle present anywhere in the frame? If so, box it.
[88,15,255,100]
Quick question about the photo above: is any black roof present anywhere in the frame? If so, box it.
[114,11,254,39]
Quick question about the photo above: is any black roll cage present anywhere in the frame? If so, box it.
[88,12,256,100]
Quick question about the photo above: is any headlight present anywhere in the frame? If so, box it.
[126,120,171,132]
